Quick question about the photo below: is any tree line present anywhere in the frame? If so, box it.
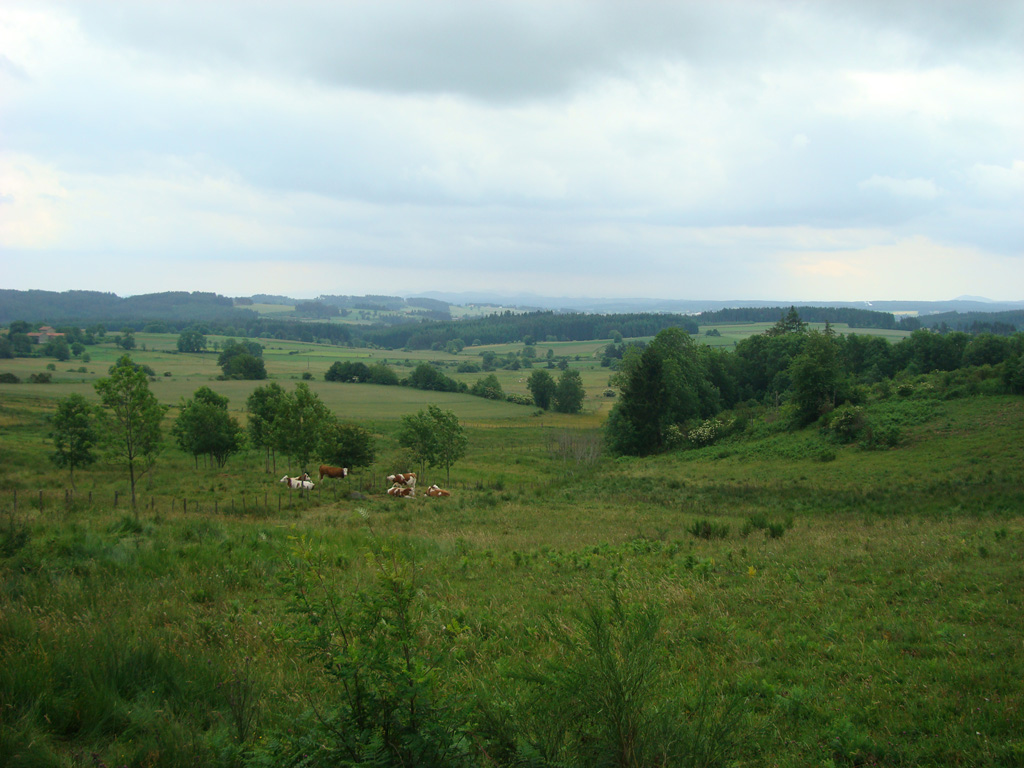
[605,308,1024,456]
[325,359,586,414]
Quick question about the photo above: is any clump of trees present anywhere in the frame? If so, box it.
[218,339,267,379]
[604,307,1024,457]
[247,382,376,475]
[325,360,399,386]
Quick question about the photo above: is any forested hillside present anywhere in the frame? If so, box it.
[358,311,700,348]
[0,290,250,325]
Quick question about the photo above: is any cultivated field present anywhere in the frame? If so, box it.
[1,327,1020,767]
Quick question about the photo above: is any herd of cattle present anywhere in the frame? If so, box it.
[279,466,451,498]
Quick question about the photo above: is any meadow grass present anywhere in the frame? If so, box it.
[0,342,1021,766]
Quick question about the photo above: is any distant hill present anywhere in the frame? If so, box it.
[0,290,253,325]
[410,291,1024,316]
[3,289,1022,335]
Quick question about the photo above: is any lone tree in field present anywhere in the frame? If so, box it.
[398,405,467,486]
[50,393,99,487]
[94,354,166,512]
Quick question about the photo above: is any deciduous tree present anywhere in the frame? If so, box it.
[318,421,376,472]
[94,355,165,512]
[50,393,99,487]
[527,369,557,409]
[274,383,335,471]
[553,369,585,414]
[398,405,467,485]
[172,386,244,468]
[247,382,288,472]
[177,329,207,353]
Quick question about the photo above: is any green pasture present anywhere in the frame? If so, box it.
[1,375,1022,766]
[697,322,911,347]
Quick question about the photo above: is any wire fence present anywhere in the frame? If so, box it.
[0,478,497,518]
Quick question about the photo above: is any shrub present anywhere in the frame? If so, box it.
[821,405,868,444]
[29,372,53,384]
[0,372,20,383]
[688,519,730,540]
[687,417,732,448]
[268,537,476,767]
[508,592,742,767]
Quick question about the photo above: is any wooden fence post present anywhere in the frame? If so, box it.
[214,500,218,516]
[39,490,44,511]
[114,491,118,508]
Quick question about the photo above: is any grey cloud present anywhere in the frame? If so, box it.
[54,1,1024,102]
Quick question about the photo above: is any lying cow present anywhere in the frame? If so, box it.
[426,484,451,497]
[387,472,417,489]
[281,475,314,490]
[387,485,415,497]
[319,465,349,481]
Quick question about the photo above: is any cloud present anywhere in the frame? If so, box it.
[1,1,1021,301]
[859,175,943,200]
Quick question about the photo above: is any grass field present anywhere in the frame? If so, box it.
[1,328,1020,767]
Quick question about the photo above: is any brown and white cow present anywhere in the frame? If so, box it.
[281,475,314,490]
[425,484,451,497]
[386,472,417,489]
[387,485,415,497]
[319,465,349,481]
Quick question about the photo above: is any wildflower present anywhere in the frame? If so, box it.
[748,565,757,577]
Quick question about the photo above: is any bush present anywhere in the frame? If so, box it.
[267,538,476,767]
[0,372,20,383]
[821,405,867,444]
[687,417,732,447]
[29,372,53,384]
[508,592,742,767]
[688,519,730,540]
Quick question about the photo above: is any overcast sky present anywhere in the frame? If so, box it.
[2,1,1022,302]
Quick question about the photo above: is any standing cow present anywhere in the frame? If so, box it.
[319,465,349,481]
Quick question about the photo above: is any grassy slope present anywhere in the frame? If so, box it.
[0,335,1020,767]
